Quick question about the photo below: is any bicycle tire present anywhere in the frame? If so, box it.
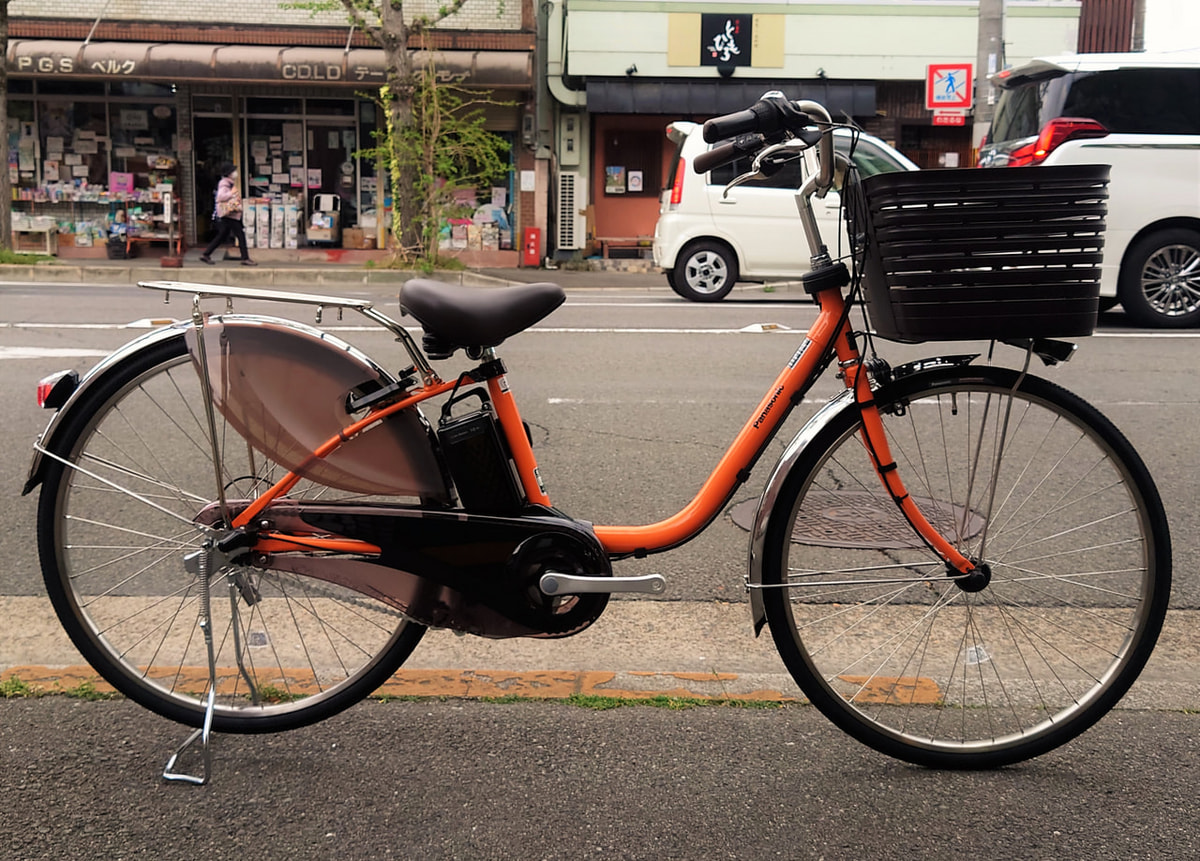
[760,365,1170,768]
[36,332,426,734]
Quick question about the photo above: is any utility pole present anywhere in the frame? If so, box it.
[973,0,1005,150]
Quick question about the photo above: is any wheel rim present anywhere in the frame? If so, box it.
[47,348,417,724]
[683,249,729,294]
[772,379,1162,758]
[1140,243,1200,318]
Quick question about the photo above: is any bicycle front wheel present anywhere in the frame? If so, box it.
[36,333,425,733]
[760,365,1170,768]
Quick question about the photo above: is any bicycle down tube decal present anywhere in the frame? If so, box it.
[787,338,813,369]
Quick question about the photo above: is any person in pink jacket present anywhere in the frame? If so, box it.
[200,162,256,265]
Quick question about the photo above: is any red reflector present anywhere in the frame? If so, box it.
[37,370,78,409]
[670,159,686,206]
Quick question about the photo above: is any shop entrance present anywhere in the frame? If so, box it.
[193,115,234,243]
[307,123,357,233]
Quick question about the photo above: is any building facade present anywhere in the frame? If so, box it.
[543,0,1086,258]
[7,0,537,261]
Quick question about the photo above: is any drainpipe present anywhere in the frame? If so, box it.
[546,1,586,107]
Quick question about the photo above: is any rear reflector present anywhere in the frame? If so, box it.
[37,370,79,409]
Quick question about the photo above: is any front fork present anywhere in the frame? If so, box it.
[832,324,976,576]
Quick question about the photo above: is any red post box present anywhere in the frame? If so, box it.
[522,227,541,268]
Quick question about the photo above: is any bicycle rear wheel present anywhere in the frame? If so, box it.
[760,365,1170,768]
[36,333,425,733]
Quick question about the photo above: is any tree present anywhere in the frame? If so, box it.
[371,55,511,264]
[288,0,511,264]
[0,0,11,251]
[334,0,466,260]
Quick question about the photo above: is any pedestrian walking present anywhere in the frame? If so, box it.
[199,163,256,266]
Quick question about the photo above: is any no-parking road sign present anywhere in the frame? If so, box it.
[926,63,973,111]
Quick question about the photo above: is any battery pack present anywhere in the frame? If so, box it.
[438,409,525,514]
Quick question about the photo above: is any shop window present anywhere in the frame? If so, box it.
[245,97,303,115]
[9,79,33,95]
[244,116,306,205]
[9,100,36,191]
[110,82,174,99]
[194,95,233,114]
[38,81,105,97]
[39,100,109,186]
[307,99,356,117]
[602,129,659,196]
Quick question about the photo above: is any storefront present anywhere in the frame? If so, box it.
[7,39,533,259]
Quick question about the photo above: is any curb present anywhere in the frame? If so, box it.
[2,665,802,703]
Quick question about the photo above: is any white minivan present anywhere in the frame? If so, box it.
[653,124,918,302]
[979,51,1200,327]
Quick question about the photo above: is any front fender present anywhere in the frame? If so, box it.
[746,388,857,635]
[23,323,190,495]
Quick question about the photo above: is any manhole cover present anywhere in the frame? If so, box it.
[728,491,985,551]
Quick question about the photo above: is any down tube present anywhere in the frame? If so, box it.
[592,309,847,557]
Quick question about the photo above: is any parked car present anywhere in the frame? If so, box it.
[653,124,918,301]
[979,51,1200,328]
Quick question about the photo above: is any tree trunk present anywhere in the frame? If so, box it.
[0,1,12,251]
[379,1,421,258]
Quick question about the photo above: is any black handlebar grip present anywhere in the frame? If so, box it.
[693,133,766,175]
[703,108,760,143]
[693,141,740,174]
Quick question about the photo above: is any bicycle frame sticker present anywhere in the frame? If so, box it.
[787,338,813,369]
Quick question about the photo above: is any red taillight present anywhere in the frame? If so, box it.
[1004,117,1109,166]
[37,370,78,409]
[670,158,686,206]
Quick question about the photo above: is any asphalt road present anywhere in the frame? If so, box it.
[3,279,1200,858]
[3,280,1197,603]
[3,697,1199,860]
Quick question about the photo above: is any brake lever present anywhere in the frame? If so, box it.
[722,140,807,198]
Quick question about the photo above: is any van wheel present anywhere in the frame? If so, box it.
[664,268,685,296]
[1119,228,1200,327]
[676,242,737,302]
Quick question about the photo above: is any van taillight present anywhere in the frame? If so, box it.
[1005,117,1109,166]
[670,159,686,206]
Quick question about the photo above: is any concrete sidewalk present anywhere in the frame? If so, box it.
[5,596,1200,709]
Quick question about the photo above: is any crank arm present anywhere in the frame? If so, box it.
[539,573,666,596]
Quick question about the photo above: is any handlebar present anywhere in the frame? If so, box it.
[696,95,836,195]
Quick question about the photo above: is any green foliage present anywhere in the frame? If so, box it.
[1,676,42,698]
[362,60,512,265]
[60,680,120,701]
[0,249,55,265]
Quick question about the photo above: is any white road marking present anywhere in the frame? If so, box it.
[0,347,110,360]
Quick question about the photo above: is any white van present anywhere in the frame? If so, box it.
[653,124,918,302]
[979,51,1200,327]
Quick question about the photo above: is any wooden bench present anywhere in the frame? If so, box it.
[597,236,653,258]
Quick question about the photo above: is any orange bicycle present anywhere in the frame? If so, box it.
[26,96,1170,772]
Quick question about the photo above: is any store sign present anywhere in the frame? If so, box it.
[932,111,967,126]
[700,14,752,67]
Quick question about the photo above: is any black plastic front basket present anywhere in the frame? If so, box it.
[853,165,1110,342]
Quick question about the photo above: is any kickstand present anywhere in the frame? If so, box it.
[163,542,218,785]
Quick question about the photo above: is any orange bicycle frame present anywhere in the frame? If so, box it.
[233,286,974,576]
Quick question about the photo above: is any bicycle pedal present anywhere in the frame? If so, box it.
[539,573,666,596]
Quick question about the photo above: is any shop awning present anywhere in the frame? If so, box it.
[585,79,876,117]
[8,39,532,89]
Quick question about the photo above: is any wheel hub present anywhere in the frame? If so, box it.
[953,561,992,593]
